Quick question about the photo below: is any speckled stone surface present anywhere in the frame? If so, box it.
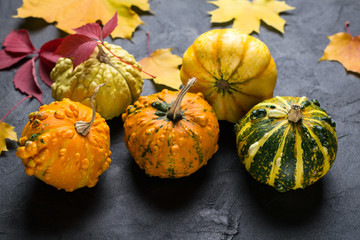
[1,0,360,239]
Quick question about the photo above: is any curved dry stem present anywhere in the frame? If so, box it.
[75,83,105,136]
[167,77,197,122]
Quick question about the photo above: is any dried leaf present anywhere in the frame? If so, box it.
[74,23,102,41]
[2,29,35,54]
[39,38,64,64]
[39,38,64,86]
[102,12,119,39]
[15,0,151,39]
[208,0,295,34]
[0,122,17,155]
[320,24,360,74]
[38,59,54,87]
[139,48,182,90]
[73,12,118,41]
[0,29,63,101]
[55,34,98,69]
[0,50,29,69]
[0,30,36,69]
[55,12,147,78]
[13,57,43,104]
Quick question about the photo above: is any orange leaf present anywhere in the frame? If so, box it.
[208,0,295,34]
[14,0,151,39]
[320,26,360,74]
[0,122,17,155]
[139,49,183,90]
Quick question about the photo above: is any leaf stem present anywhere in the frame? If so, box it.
[100,42,156,78]
[146,32,152,57]
[345,21,352,36]
[0,95,32,122]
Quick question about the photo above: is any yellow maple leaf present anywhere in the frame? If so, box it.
[0,122,18,155]
[208,0,295,34]
[15,0,151,39]
[319,22,360,74]
[139,48,183,90]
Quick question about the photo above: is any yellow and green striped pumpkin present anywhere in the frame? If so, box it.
[235,96,337,192]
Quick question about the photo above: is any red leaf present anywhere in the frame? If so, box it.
[55,34,98,69]
[39,38,64,64]
[38,38,64,86]
[13,57,43,104]
[3,29,36,54]
[102,12,118,39]
[38,58,54,87]
[0,50,29,69]
[74,23,102,41]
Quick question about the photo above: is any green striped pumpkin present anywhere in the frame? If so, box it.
[235,96,337,192]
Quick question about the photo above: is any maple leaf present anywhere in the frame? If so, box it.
[15,0,151,39]
[0,30,63,104]
[319,22,360,74]
[208,0,295,34]
[0,95,32,156]
[0,122,18,155]
[139,48,183,90]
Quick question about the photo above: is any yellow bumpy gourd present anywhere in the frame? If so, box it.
[51,42,143,120]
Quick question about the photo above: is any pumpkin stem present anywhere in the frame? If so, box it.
[167,77,197,122]
[75,83,105,136]
[96,45,135,95]
[97,45,111,65]
[216,79,229,90]
[288,104,303,123]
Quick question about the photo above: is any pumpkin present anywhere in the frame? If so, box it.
[51,42,143,120]
[16,85,111,192]
[122,78,219,178]
[180,28,277,123]
[234,96,337,192]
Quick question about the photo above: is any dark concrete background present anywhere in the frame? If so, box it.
[1,0,360,239]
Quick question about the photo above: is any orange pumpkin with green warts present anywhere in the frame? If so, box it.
[122,78,219,178]
[180,28,277,123]
[16,85,111,192]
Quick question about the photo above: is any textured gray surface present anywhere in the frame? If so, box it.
[1,0,360,239]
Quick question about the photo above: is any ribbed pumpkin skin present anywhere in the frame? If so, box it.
[122,89,219,178]
[180,29,277,123]
[235,96,337,192]
[16,98,112,192]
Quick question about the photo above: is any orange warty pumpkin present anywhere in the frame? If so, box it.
[122,78,219,178]
[16,89,111,192]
